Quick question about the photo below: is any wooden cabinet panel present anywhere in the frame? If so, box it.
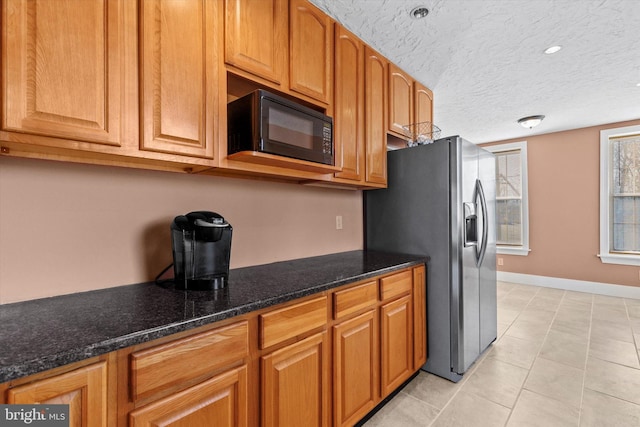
[1,0,136,147]
[129,365,248,427]
[413,265,428,370]
[380,295,413,397]
[8,361,108,427]
[289,0,333,104]
[224,0,287,85]
[414,81,433,126]
[261,331,329,427]
[130,321,249,402]
[380,270,413,302]
[388,63,414,138]
[140,0,219,159]
[259,295,327,349]
[333,24,364,182]
[333,310,378,427]
[364,47,388,185]
[333,280,377,320]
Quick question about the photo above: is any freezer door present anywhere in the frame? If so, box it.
[451,138,481,374]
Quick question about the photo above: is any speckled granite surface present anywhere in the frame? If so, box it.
[0,250,426,383]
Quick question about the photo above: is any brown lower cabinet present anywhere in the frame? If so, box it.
[262,332,330,427]
[129,365,248,427]
[333,309,378,426]
[1,265,426,427]
[6,361,109,427]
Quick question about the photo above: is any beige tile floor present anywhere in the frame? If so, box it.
[364,282,640,426]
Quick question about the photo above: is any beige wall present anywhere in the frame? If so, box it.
[0,157,363,303]
[481,118,640,289]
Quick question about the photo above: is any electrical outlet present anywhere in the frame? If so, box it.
[498,258,504,266]
[336,215,343,230]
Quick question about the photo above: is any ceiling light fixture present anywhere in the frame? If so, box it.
[410,6,429,19]
[518,115,545,129]
[544,45,562,54]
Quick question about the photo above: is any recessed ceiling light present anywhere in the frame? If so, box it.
[410,6,429,19]
[544,45,562,54]
[518,115,545,129]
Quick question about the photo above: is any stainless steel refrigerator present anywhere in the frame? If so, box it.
[365,136,497,382]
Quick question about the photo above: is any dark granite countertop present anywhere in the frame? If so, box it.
[0,250,426,383]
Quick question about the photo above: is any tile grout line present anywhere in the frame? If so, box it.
[582,296,640,409]
[501,285,561,426]
[624,298,640,368]
[576,291,594,426]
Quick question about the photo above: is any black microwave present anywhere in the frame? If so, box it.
[227,90,333,166]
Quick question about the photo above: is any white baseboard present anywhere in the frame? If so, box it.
[497,272,640,300]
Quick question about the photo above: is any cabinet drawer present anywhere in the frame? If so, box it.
[260,295,327,349]
[333,280,378,320]
[380,270,412,301]
[130,321,249,401]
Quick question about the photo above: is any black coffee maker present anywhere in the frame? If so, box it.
[171,211,232,290]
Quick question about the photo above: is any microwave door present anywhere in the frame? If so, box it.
[261,99,331,164]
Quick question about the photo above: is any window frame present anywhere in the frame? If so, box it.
[485,141,530,256]
[599,124,640,266]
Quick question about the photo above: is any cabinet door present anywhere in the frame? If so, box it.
[129,365,248,427]
[333,310,378,427]
[414,81,433,126]
[289,0,333,104]
[261,332,329,427]
[388,63,413,139]
[140,0,219,159]
[2,0,136,147]
[333,24,364,182]
[224,0,287,85]
[413,266,428,370]
[8,362,108,427]
[380,295,413,396]
[364,47,388,186]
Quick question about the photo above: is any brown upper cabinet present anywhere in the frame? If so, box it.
[140,0,222,160]
[333,26,387,188]
[1,0,137,149]
[1,0,432,188]
[388,64,434,141]
[388,63,414,139]
[333,24,365,183]
[224,0,332,107]
[288,0,333,105]
[1,0,219,172]
[364,46,388,186]
[414,81,434,126]
[224,0,288,86]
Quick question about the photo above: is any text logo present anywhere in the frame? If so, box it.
[0,405,69,426]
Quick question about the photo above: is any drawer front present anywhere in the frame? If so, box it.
[260,295,327,349]
[333,280,378,320]
[380,270,412,301]
[130,321,249,401]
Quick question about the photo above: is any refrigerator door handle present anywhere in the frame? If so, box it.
[476,179,489,267]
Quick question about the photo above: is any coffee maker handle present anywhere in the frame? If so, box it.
[194,219,230,228]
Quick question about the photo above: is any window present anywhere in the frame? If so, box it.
[485,141,530,256]
[600,125,640,266]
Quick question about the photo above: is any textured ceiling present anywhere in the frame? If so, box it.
[309,0,640,143]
